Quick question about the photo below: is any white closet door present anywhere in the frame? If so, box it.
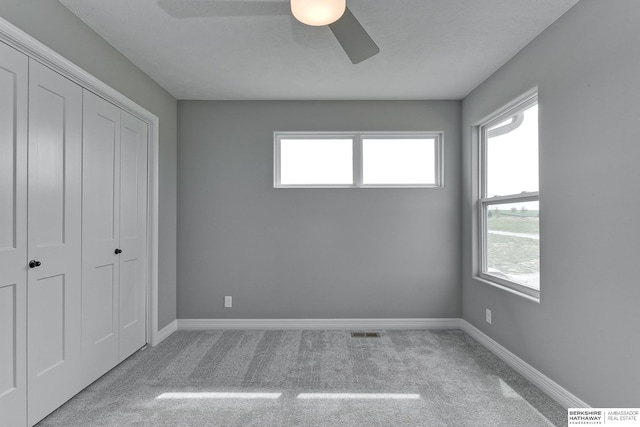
[27,59,83,426]
[118,111,148,361]
[0,41,28,427]
[81,90,121,384]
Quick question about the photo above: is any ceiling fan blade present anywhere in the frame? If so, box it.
[329,7,379,64]
[158,0,289,18]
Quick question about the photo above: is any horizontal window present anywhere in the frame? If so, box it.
[279,138,353,185]
[274,132,443,188]
[362,137,437,185]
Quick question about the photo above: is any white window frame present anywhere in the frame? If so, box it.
[478,93,540,300]
[274,131,444,188]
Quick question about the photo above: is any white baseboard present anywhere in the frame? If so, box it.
[178,318,461,331]
[153,320,178,346]
[460,320,589,409]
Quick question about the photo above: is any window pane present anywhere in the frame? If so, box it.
[485,200,539,290]
[362,138,436,185]
[486,104,538,197]
[280,139,353,185]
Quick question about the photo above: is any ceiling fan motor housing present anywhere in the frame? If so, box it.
[291,0,346,26]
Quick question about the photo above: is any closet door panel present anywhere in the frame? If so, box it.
[27,59,83,426]
[0,40,28,427]
[0,47,25,250]
[30,275,65,372]
[81,90,121,384]
[32,88,65,246]
[0,285,20,392]
[118,111,148,361]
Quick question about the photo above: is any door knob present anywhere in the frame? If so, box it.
[28,260,42,268]
[114,248,123,254]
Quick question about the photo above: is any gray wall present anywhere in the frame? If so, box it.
[0,2,178,329]
[178,101,461,319]
[462,0,640,407]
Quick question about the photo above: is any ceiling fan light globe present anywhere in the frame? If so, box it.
[291,0,346,26]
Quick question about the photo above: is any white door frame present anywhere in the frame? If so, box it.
[0,17,163,346]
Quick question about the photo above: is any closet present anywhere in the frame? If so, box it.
[0,41,149,426]
[27,55,83,426]
[0,38,28,427]
[81,90,148,385]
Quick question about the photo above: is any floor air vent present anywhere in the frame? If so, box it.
[350,332,381,338]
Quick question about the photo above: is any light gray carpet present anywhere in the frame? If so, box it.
[37,330,566,426]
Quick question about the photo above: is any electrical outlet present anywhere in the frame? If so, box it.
[224,296,232,308]
[486,309,492,324]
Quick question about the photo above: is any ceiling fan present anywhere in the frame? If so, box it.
[157,0,380,64]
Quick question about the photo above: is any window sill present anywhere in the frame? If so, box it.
[473,276,540,303]
[274,184,444,189]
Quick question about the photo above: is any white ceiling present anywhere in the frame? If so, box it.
[59,0,579,100]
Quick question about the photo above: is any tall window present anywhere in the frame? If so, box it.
[479,94,539,299]
[274,132,443,188]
